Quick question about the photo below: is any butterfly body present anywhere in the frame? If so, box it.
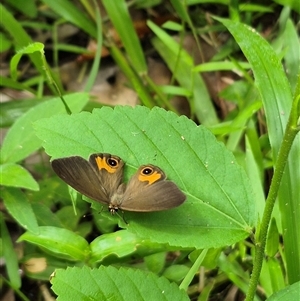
[51,153,186,213]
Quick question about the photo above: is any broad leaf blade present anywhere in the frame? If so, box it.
[35,106,256,248]
[51,266,189,301]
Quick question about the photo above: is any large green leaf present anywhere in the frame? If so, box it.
[51,266,189,301]
[35,106,256,249]
[217,17,300,284]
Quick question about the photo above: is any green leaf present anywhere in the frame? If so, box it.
[41,0,97,38]
[0,3,32,48]
[0,213,21,288]
[0,163,39,191]
[215,18,293,151]
[283,18,300,92]
[5,0,37,18]
[102,0,147,74]
[35,106,256,249]
[0,92,89,164]
[51,266,189,301]
[266,218,279,257]
[0,32,12,52]
[273,0,300,13]
[0,97,41,127]
[10,42,45,80]
[31,203,64,228]
[218,252,253,299]
[148,21,219,126]
[262,258,285,296]
[216,16,300,284]
[90,229,175,264]
[266,281,300,301]
[2,188,39,234]
[18,226,90,261]
[145,252,166,274]
[163,265,190,282]
[0,4,55,93]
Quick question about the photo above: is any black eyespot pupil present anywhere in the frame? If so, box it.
[142,168,152,175]
[108,158,118,167]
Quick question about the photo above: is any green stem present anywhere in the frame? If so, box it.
[245,109,299,301]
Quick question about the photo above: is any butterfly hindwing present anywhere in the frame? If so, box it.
[119,165,186,211]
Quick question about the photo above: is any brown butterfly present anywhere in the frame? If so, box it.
[51,153,186,214]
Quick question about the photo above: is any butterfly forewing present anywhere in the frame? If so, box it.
[88,153,124,198]
[51,156,109,204]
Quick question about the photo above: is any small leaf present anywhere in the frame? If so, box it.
[2,188,39,234]
[0,163,39,190]
[0,213,21,288]
[51,266,189,301]
[18,226,90,261]
[0,92,89,164]
[163,265,190,282]
[90,229,175,264]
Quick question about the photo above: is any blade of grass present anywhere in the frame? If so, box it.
[283,18,300,92]
[1,213,21,289]
[84,0,102,92]
[102,0,147,74]
[180,249,208,291]
[148,20,219,125]
[108,44,155,107]
[41,0,97,38]
[215,17,300,298]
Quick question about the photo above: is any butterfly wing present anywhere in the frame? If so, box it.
[88,153,124,198]
[51,154,124,204]
[119,165,186,212]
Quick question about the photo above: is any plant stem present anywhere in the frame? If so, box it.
[245,110,299,301]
